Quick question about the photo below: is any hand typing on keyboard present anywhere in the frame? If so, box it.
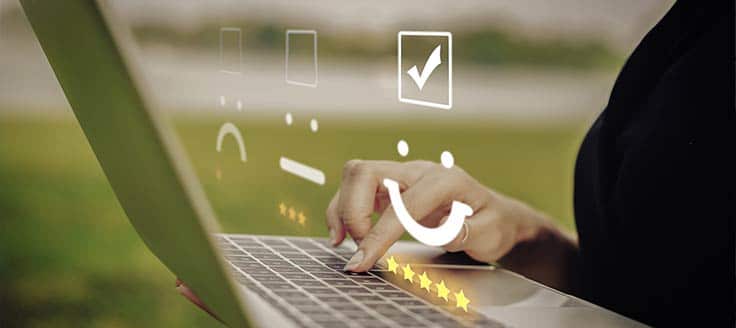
[326,160,567,273]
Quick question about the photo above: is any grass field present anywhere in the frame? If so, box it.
[0,115,588,327]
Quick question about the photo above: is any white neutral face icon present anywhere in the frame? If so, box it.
[383,178,473,246]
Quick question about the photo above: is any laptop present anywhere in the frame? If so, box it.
[20,1,647,327]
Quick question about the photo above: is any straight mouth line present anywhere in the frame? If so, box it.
[279,156,325,185]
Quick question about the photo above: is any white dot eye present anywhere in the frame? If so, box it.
[285,112,293,126]
[310,119,319,132]
[440,151,454,168]
[397,140,409,157]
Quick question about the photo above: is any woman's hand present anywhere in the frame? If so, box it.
[326,160,560,272]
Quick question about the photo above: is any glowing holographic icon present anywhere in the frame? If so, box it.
[398,31,453,110]
[384,254,472,310]
[285,29,318,88]
[280,157,325,185]
[219,27,242,75]
[397,140,409,157]
[383,178,472,246]
[216,122,247,162]
[285,112,293,126]
[435,280,451,302]
[278,202,308,226]
[455,289,470,312]
[280,113,325,186]
[440,150,454,168]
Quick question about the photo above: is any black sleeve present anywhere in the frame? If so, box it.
[573,2,735,326]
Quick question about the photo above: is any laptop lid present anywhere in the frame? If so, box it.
[19,1,250,326]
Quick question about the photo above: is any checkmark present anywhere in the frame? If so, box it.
[406,44,442,91]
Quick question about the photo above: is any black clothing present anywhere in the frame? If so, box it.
[573,1,734,327]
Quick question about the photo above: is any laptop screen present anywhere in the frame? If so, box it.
[121,1,669,238]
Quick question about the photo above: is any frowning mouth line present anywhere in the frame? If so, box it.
[279,156,325,185]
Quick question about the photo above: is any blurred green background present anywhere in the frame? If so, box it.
[0,0,674,327]
[0,117,586,327]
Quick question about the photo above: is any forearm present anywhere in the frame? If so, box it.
[495,195,581,294]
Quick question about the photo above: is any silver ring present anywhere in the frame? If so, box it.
[460,221,470,245]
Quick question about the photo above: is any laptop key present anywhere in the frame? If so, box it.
[371,303,403,315]
[273,290,309,298]
[259,259,290,266]
[281,253,311,259]
[406,306,445,316]
[335,286,371,294]
[351,294,385,303]
[225,254,255,261]
[315,295,349,304]
[288,299,320,307]
[250,275,287,283]
[352,318,392,328]
[312,272,346,280]
[327,302,363,312]
[351,277,384,284]
[302,287,337,295]
[376,291,411,299]
[242,247,273,254]
[342,311,375,320]
[302,265,335,273]
[260,239,288,246]
[297,280,326,287]
[273,266,306,273]
[260,282,293,290]
[391,299,426,307]
[238,267,272,274]
[325,263,348,270]
[290,259,321,266]
[323,279,358,287]
[370,285,399,292]
[281,273,315,280]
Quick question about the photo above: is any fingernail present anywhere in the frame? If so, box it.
[329,228,336,245]
[343,250,364,271]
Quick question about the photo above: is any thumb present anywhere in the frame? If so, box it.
[343,205,405,272]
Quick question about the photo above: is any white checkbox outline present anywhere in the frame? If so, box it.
[398,31,452,110]
[219,27,242,75]
[285,29,318,88]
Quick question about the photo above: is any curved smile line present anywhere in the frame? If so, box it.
[383,178,473,246]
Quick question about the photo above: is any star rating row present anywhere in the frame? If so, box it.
[278,202,307,225]
[386,255,470,312]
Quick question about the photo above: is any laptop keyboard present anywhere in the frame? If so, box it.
[217,234,506,328]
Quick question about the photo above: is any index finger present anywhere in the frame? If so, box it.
[337,160,410,243]
[344,171,464,272]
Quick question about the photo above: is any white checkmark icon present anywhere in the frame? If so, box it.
[406,44,442,91]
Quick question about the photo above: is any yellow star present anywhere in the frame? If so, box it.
[297,212,307,225]
[402,264,415,283]
[419,272,432,292]
[288,207,296,220]
[435,280,450,302]
[387,256,399,274]
[454,289,470,312]
[279,203,287,216]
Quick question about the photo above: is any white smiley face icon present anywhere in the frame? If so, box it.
[384,140,472,246]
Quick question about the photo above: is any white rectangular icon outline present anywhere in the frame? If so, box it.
[398,31,453,110]
[219,27,242,75]
[285,29,318,88]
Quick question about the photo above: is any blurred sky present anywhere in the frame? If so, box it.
[107,0,673,52]
[0,0,674,124]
